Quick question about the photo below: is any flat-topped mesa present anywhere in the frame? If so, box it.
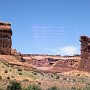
[79,36,90,71]
[0,22,12,55]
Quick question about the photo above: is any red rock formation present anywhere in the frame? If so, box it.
[0,22,12,55]
[79,36,90,71]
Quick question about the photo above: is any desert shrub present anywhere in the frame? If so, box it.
[25,84,41,90]
[23,79,29,82]
[48,86,59,90]
[38,82,41,85]
[7,76,10,80]
[7,81,22,90]
[17,69,22,71]
[32,71,37,75]
[56,76,60,79]
[71,86,76,90]
[63,77,67,80]
[0,88,3,90]
[77,88,82,90]
[5,70,8,73]
[51,74,54,78]
[2,66,4,68]
[72,79,75,82]
[77,74,80,76]
[0,76,2,79]
[84,86,90,90]
[11,76,14,78]
[53,73,57,76]
[19,72,22,75]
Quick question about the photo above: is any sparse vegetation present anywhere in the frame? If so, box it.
[32,71,37,75]
[0,56,90,90]
[48,86,59,90]
[0,88,3,90]
[24,84,41,90]
[7,81,22,90]
[84,86,90,90]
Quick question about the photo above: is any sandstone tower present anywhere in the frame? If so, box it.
[0,22,12,55]
[79,36,90,71]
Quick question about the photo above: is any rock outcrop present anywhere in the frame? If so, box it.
[0,22,12,55]
[79,36,90,71]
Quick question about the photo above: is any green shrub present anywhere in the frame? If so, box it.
[48,86,59,90]
[84,86,90,90]
[25,84,41,90]
[0,88,3,90]
[19,72,22,75]
[7,81,22,90]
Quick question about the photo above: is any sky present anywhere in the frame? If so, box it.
[0,0,90,55]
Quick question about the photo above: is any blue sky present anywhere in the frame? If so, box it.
[0,0,90,55]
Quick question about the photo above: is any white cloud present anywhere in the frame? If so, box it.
[46,46,79,56]
[60,46,78,56]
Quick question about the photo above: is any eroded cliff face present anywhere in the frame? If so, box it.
[0,22,12,55]
[79,36,90,71]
